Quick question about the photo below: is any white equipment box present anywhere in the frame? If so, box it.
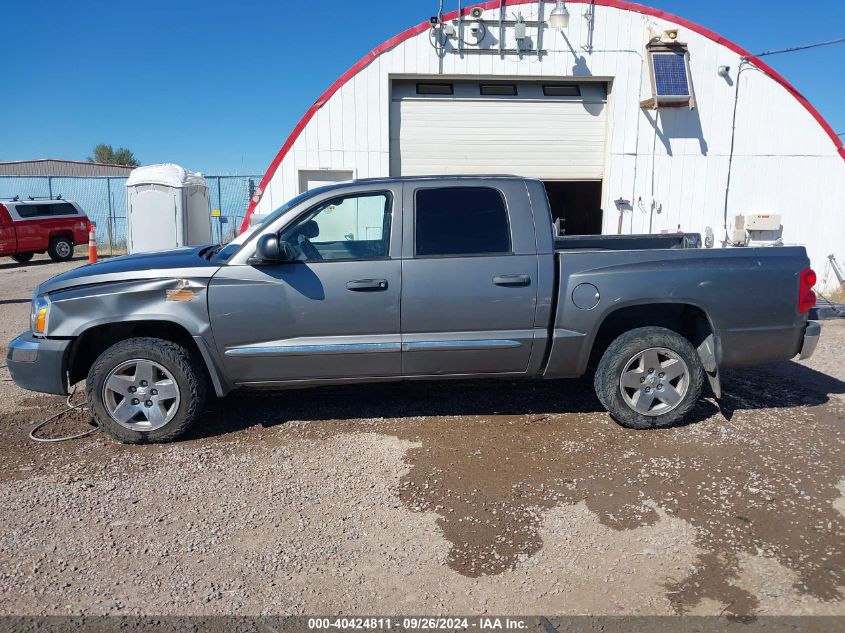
[125,164,211,254]
[744,213,782,231]
[732,213,784,247]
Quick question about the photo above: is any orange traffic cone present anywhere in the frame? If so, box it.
[88,223,98,264]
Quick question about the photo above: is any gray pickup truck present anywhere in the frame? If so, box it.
[7,176,820,443]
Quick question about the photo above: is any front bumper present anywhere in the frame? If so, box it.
[798,321,821,361]
[6,332,70,395]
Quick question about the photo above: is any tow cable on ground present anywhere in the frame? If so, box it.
[29,386,100,443]
[27,387,99,443]
[1,365,98,442]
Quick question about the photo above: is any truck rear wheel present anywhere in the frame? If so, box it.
[594,326,704,430]
[86,337,207,443]
[48,236,74,262]
[11,253,34,263]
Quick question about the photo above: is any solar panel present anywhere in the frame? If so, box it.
[653,51,690,97]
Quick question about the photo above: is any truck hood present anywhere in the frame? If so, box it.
[37,246,222,295]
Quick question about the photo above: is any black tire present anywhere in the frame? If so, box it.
[11,253,34,263]
[594,326,704,430]
[47,236,74,262]
[86,337,207,443]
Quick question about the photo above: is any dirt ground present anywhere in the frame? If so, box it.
[0,255,842,619]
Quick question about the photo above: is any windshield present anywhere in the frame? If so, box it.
[210,188,327,263]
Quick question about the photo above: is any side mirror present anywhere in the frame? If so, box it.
[252,234,295,264]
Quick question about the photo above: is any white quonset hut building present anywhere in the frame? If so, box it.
[243,0,845,287]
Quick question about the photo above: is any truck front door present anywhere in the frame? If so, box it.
[209,185,402,384]
[400,181,539,376]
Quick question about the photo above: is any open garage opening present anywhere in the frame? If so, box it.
[544,180,604,236]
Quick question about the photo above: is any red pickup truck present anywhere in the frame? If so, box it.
[0,198,90,263]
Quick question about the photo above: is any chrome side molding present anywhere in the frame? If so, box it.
[402,340,521,352]
[225,339,522,357]
[225,343,401,357]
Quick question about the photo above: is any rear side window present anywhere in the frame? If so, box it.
[415,187,511,257]
[15,202,78,218]
[15,205,40,218]
[51,202,78,216]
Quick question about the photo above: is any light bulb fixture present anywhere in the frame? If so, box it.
[549,1,570,30]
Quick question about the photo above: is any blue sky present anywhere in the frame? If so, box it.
[1,1,843,174]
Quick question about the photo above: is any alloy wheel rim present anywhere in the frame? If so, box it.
[102,359,180,430]
[56,241,71,258]
[619,347,689,416]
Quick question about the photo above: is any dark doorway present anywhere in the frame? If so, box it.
[543,181,603,236]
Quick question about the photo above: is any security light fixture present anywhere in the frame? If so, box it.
[469,20,486,40]
[549,1,570,30]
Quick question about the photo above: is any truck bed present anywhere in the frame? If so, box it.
[544,244,811,379]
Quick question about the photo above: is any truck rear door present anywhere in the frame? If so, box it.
[9,203,48,252]
[399,179,539,376]
[0,204,16,255]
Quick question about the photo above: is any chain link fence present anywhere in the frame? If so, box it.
[0,175,260,254]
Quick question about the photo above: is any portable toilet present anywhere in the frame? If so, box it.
[125,164,211,253]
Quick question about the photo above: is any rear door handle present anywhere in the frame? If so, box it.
[493,274,531,287]
[346,279,389,291]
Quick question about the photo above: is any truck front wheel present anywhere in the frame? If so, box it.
[48,236,74,262]
[11,253,34,263]
[86,337,207,443]
[594,326,704,430]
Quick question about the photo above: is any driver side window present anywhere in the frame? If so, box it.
[279,192,392,261]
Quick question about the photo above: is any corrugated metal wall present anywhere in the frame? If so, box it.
[0,160,136,177]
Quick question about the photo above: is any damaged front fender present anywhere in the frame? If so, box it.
[46,276,231,396]
[47,278,211,338]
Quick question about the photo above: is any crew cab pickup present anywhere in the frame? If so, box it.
[7,177,820,443]
[0,198,89,263]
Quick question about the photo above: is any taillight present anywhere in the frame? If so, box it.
[798,268,817,313]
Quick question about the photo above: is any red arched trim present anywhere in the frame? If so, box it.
[241,0,845,232]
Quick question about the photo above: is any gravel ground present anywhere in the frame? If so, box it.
[0,256,842,618]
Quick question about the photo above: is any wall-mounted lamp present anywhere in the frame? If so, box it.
[469,20,486,40]
[549,1,570,30]
[717,65,731,78]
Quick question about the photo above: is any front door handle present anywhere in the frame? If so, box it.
[493,274,531,287]
[346,279,389,292]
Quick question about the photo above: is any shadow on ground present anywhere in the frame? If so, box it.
[0,256,90,272]
[196,362,844,436]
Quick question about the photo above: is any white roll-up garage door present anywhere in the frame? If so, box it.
[390,80,607,180]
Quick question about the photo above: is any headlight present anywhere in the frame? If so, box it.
[31,295,50,336]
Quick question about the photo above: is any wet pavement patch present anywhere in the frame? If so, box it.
[381,365,845,618]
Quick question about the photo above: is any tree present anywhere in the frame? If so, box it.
[87,144,140,166]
